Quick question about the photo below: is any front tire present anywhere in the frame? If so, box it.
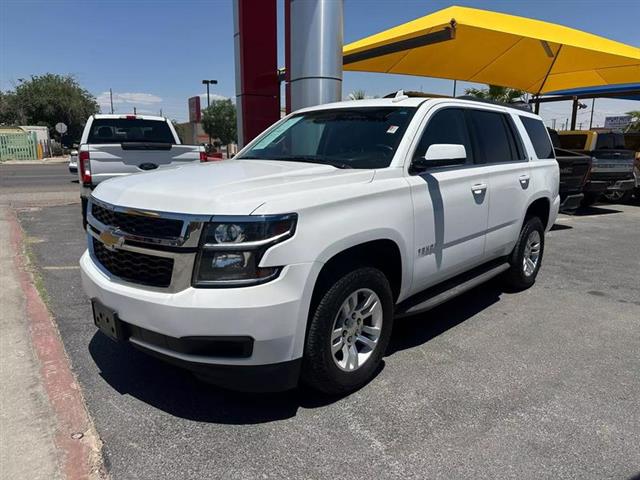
[302,267,394,395]
[503,216,545,291]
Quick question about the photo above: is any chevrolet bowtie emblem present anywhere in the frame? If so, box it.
[99,228,125,251]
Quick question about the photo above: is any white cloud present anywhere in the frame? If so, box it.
[96,91,163,108]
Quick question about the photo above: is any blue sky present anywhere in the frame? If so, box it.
[1,0,638,127]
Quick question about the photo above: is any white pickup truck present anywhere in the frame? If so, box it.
[78,114,205,227]
[80,95,559,394]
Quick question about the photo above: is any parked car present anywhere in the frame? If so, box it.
[80,96,560,394]
[77,114,206,227]
[557,130,635,206]
[68,149,78,174]
[547,128,591,212]
[623,132,640,201]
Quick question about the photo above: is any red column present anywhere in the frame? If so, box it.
[234,0,280,146]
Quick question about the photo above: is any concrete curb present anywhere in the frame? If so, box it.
[2,157,69,165]
[7,209,106,480]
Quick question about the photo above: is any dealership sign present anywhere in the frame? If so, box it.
[188,96,201,123]
[604,115,631,129]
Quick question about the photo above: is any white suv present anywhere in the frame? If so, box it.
[80,95,560,394]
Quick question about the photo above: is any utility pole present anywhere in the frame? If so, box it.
[552,118,556,129]
[589,98,595,129]
[134,106,137,115]
[109,88,114,114]
[201,79,218,146]
[452,80,457,97]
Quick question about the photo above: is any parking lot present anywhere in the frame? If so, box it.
[7,165,639,480]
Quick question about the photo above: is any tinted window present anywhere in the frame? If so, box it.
[595,133,626,150]
[624,133,640,152]
[520,116,555,159]
[469,110,519,163]
[88,119,175,144]
[558,134,588,150]
[413,108,473,164]
[237,107,416,169]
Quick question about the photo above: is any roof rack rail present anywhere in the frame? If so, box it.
[456,95,533,112]
[383,90,451,99]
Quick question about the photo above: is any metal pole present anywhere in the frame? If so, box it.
[452,80,457,97]
[589,98,595,129]
[570,96,578,130]
[109,88,114,114]
[289,0,343,110]
[206,82,211,108]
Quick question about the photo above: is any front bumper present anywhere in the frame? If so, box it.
[80,251,320,389]
[606,179,635,192]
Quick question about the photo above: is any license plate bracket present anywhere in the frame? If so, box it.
[92,300,125,342]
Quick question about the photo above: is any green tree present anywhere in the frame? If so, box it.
[464,84,526,104]
[202,99,237,146]
[1,74,99,140]
[625,110,640,132]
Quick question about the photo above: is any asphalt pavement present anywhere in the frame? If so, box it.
[1,163,79,207]
[14,184,640,480]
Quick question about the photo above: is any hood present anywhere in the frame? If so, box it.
[92,159,375,215]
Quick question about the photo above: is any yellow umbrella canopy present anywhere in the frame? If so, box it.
[343,6,640,94]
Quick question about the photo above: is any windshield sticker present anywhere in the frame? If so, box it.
[251,117,303,150]
[386,125,399,134]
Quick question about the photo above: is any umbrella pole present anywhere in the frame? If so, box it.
[570,96,578,130]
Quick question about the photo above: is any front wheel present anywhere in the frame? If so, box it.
[503,216,545,291]
[302,267,394,395]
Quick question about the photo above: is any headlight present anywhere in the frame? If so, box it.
[192,214,297,287]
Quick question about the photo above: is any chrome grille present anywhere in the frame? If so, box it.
[87,198,210,291]
[93,238,174,288]
[91,202,184,238]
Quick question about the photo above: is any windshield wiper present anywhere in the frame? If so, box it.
[260,155,353,169]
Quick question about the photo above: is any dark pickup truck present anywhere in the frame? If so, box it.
[558,130,635,206]
[547,129,591,211]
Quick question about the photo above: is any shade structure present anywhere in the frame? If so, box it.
[343,6,640,95]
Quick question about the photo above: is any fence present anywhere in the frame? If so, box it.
[0,132,38,161]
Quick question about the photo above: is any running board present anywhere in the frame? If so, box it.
[395,261,509,318]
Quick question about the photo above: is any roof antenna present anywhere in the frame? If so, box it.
[392,89,408,102]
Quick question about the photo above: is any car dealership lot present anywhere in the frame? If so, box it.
[12,191,640,480]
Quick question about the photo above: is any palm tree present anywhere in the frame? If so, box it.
[464,84,526,104]
[625,110,640,132]
[348,89,367,100]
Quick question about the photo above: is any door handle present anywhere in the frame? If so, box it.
[519,174,530,189]
[471,183,487,195]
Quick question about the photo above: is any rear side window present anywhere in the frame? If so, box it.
[558,134,587,150]
[468,110,522,163]
[520,116,555,159]
[88,119,175,144]
[414,108,473,164]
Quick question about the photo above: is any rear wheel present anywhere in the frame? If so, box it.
[503,216,545,291]
[302,267,393,395]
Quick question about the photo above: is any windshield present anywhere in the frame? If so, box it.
[558,134,588,150]
[237,107,416,169]
[595,133,626,150]
[88,118,175,144]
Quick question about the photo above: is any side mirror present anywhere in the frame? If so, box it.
[412,144,467,171]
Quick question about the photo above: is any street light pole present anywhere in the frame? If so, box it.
[201,79,218,147]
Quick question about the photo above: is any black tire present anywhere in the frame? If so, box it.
[580,192,600,207]
[81,196,88,230]
[503,216,545,291]
[302,267,394,395]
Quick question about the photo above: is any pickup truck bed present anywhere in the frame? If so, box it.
[554,147,591,211]
[78,114,204,226]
